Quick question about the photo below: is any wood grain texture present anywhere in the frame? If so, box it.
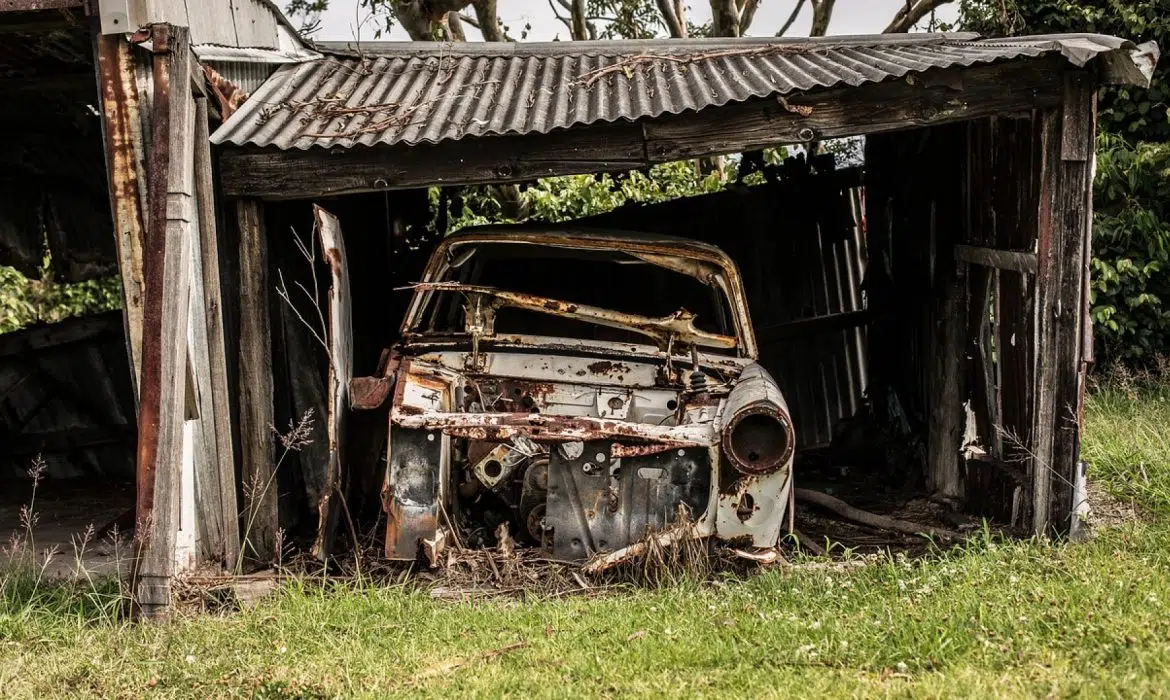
[954,245,1038,274]
[925,129,967,504]
[221,125,647,200]
[1047,72,1095,536]
[311,205,353,560]
[237,198,278,565]
[135,24,196,616]
[193,95,241,567]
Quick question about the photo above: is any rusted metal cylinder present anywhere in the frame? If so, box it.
[719,364,794,475]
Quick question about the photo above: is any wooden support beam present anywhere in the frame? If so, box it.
[191,95,241,567]
[95,33,149,397]
[954,244,1038,274]
[219,58,1066,201]
[236,198,278,566]
[221,124,647,200]
[1049,71,1095,537]
[925,129,968,505]
[134,24,196,617]
[1031,70,1095,538]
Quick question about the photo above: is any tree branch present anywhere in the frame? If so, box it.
[444,11,466,41]
[809,0,834,36]
[884,0,954,33]
[471,0,505,41]
[775,0,806,37]
[708,0,739,37]
[570,0,588,40]
[655,0,687,38]
[738,0,760,36]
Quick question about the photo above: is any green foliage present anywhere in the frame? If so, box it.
[0,257,123,335]
[1090,135,1170,360]
[957,0,1169,142]
[442,161,733,232]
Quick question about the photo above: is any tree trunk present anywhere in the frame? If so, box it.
[885,0,952,33]
[809,0,835,36]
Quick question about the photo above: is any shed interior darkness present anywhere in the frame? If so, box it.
[253,116,1048,554]
[0,9,135,560]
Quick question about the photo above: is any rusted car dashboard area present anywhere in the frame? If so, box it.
[351,228,796,562]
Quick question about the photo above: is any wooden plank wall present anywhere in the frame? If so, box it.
[963,115,1042,527]
[867,82,1094,536]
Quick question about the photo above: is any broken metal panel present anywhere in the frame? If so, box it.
[384,427,447,559]
[715,464,792,548]
[0,312,136,480]
[547,442,711,559]
[311,205,353,559]
[401,227,758,359]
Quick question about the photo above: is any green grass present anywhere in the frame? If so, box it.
[1083,375,1170,516]
[4,384,1170,699]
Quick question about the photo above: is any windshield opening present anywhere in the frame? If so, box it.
[411,242,737,351]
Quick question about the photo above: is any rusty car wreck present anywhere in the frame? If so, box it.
[350,227,796,562]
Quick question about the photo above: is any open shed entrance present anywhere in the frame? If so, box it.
[0,6,136,572]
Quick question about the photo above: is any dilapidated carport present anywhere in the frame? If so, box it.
[203,31,1158,556]
[79,27,1161,609]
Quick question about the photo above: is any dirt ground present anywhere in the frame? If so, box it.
[0,478,134,579]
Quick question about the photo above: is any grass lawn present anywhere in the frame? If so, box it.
[3,380,1170,699]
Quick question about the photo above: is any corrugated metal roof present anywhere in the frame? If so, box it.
[211,33,1158,151]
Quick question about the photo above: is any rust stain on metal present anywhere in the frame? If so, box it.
[349,376,392,410]
[202,64,249,121]
[609,442,677,458]
[402,229,759,358]
[586,360,630,375]
[411,282,739,351]
[385,506,437,559]
[96,34,147,389]
[133,24,175,548]
[400,410,704,447]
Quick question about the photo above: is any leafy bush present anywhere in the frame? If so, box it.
[442,160,734,232]
[1091,135,1170,361]
[0,258,122,334]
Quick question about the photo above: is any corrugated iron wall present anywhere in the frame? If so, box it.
[0,311,137,481]
[581,171,868,449]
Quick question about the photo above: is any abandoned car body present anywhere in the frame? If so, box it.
[353,227,796,561]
